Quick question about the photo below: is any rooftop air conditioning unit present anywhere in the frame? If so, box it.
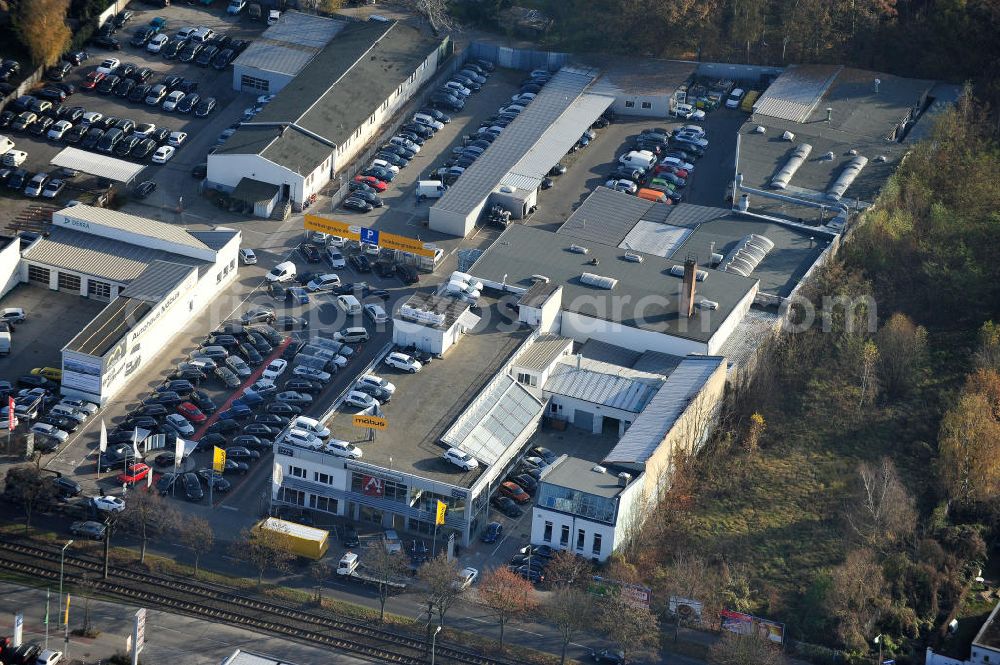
[568,244,589,254]
[591,465,607,474]
[617,472,632,487]
[781,130,795,141]
[580,272,617,290]
[622,252,643,263]
[696,299,719,310]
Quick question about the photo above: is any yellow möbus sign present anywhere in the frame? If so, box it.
[435,500,447,525]
[352,414,388,430]
[304,214,438,258]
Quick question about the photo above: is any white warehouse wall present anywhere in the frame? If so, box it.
[613,95,671,117]
[207,153,310,205]
[559,310,708,356]
[0,238,22,298]
[707,285,758,354]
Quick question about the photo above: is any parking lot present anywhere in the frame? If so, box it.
[0,2,265,224]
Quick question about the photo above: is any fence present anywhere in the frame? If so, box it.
[696,61,784,86]
[467,42,569,72]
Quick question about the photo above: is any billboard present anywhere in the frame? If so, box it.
[353,414,388,430]
[62,357,103,394]
[720,609,785,644]
[304,214,439,258]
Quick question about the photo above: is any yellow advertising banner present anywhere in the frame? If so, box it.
[435,500,447,525]
[352,414,388,430]
[213,446,226,473]
[304,214,439,258]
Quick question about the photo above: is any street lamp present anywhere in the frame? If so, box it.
[430,625,442,665]
[59,540,74,627]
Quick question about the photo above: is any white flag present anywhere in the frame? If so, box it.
[174,436,184,469]
[99,419,107,453]
[146,469,153,489]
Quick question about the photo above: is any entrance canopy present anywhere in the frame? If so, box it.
[51,147,147,183]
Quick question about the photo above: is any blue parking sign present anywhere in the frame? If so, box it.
[360,227,379,245]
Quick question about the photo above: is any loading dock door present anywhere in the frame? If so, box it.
[573,409,594,432]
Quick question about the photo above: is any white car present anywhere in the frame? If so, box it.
[364,304,387,324]
[306,273,341,292]
[151,145,175,164]
[96,58,120,75]
[605,179,638,194]
[147,33,169,53]
[167,131,188,147]
[443,81,471,97]
[164,413,194,437]
[725,87,745,109]
[250,378,277,394]
[284,428,324,450]
[384,352,421,373]
[292,416,330,439]
[357,374,396,395]
[31,422,68,442]
[239,248,257,264]
[262,359,287,380]
[266,261,296,283]
[59,399,98,415]
[677,124,707,139]
[455,567,478,590]
[0,307,26,323]
[47,120,73,140]
[370,158,399,174]
[292,366,331,383]
[443,447,478,470]
[363,243,380,257]
[92,495,125,513]
[325,439,362,459]
[328,235,347,247]
[133,123,155,139]
[326,247,345,269]
[35,649,63,665]
[344,390,378,409]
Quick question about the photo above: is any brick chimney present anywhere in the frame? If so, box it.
[680,257,696,318]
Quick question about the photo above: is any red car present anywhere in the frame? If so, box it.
[353,175,388,192]
[499,481,531,504]
[654,163,688,178]
[176,401,207,424]
[117,462,151,486]
[81,71,106,90]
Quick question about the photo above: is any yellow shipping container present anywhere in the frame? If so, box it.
[255,517,330,560]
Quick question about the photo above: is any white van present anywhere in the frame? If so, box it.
[412,113,444,131]
[292,415,330,439]
[336,295,362,315]
[447,280,480,298]
[725,88,746,109]
[2,150,27,167]
[0,135,13,155]
[415,180,447,200]
[333,327,370,344]
[672,103,705,121]
[619,150,657,170]
[266,261,296,283]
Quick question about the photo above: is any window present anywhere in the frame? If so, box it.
[240,74,269,92]
[350,473,408,503]
[624,100,635,108]
[641,101,652,109]
[516,372,537,387]
[592,533,602,555]
[309,495,338,513]
[27,265,50,284]
[543,521,553,543]
[314,472,332,485]
[57,272,81,293]
[87,280,111,299]
[560,525,569,546]
[216,271,223,284]
[288,465,306,479]
[278,487,304,505]
[576,529,585,550]
[550,403,561,413]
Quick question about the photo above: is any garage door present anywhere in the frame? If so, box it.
[27,265,50,285]
[57,272,81,294]
[87,279,112,300]
[573,409,594,432]
[240,74,270,93]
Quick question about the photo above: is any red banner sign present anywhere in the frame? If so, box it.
[362,475,384,497]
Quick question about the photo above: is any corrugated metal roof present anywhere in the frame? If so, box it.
[55,205,210,252]
[51,147,146,183]
[441,376,544,465]
[659,203,731,228]
[579,338,642,367]
[544,357,662,413]
[433,68,602,218]
[620,221,692,257]
[234,12,345,76]
[603,356,725,464]
[557,187,653,246]
[498,172,543,192]
[632,350,684,375]
[505,91,614,188]
[753,65,842,123]
[235,43,317,77]
[64,296,152,356]
[260,10,345,47]
[513,333,572,372]
[120,261,195,303]
[22,228,203,283]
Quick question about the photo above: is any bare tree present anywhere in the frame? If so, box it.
[417,554,462,627]
[545,550,591,589]
[974,320,1000,371]
[598,595,659,664]
[709,631,786,665]
[857,340,879,415]
[476,567,537,651]
[231,527,295,586]
[366,543,408,621]
[659,553,720,625]
[875,312,927,398]
[743,412,766,454]
[309,560,331,604]
[4,464,57,531]
[826,549,887,651]
[15,0,72,66]
[178,516,214,576]
[398,0,458,33]
[546,587,596,665]
[846,457,916,550]
[119,490,179,564]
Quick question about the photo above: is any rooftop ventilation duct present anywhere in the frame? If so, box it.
[720,234,775,277]
[822,151,835,161]
[568,244,589,254]
[874,154,887,163]
[826,155,868,200]
[753,125,766,134]
[669,264,708,281]
[580,272,617,290]
[848,148,858,155]
[696,299,719,310]
[592,465,607,474]
[770,143,812,189]
[781,130,795,141]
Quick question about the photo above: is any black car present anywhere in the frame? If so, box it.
[381,143,416,160]
[511,473,538,494]
[131,137,157,159]
[46,62,72,81]
[396,264,418,285]
[162,38,185,60]
[195,45,219,67]
[98,114,121,130]
[212,48,235,70]
[182,472,204,501]
[189,389,216,413]
[143,390,181,406]
[97,127,124,152]
[16,375,55,390]
[350,254,371,273]
[274,315,308,331]
[510,565,544,584]
[114,9,134,26]
[122,415,158,430]
[156,472,178,495]
[131,27,155,47]
[207,418,240,435]
[6,169,30,190]
[28,116,54,136]
[226,446,260,462]
[64,51,90,66]
[590,649,625,664]
[92,35,122,50]
[232,434,266,450]
[197,469,231,492]
[401,122,434,138]
[237,342,263,365]
[221,459,249,475]
[39,415,78,433]
[115,135,141,157]
[153,451,176,467]
[178,42,202,63]
[176,92,200,113]
[300,243,321,263]
[196,433,227,451]
[492,495,522,518]
[509,554,546,570]
[132,66,153,83]
[0,110,14,128]
[343,197,373,213]
[354,383,391,403]
[137,403,168,418]
[252,413,288,427]
[242,423,278,438]
[53,475,82,497]
[128,83,151,103]
[283,378,321,393]
[419,106,451,123]
[114,78,136,99]
[150,126,171,143]
[266,402,301,416]
[194,97,216,117]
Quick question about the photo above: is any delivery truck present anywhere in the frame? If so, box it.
[336,552,408,590]
[255,517,329,560]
